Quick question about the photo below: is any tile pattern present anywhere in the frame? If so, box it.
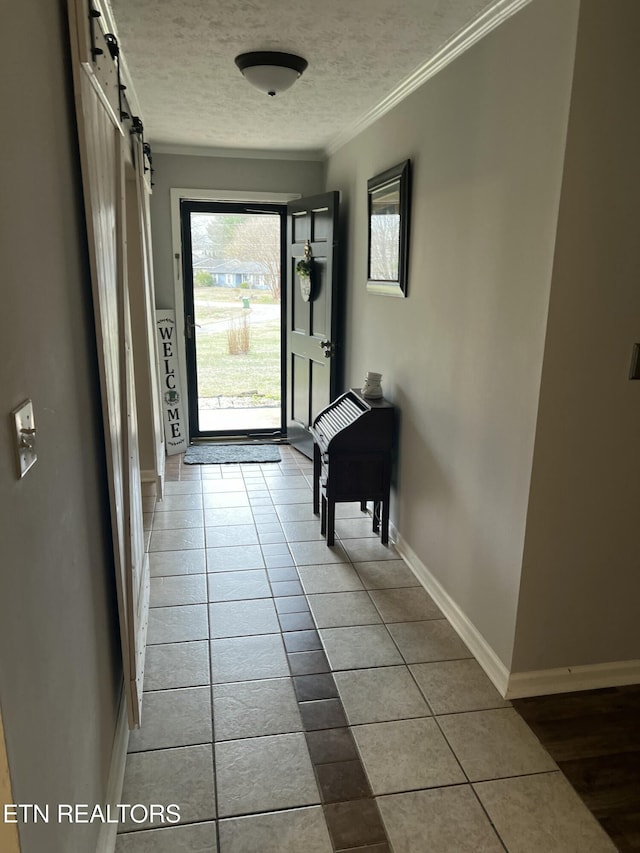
[512,685,640,852]
[475,772,618,852]
[118,448,615,853]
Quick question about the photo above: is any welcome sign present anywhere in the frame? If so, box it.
[155,310,188,455]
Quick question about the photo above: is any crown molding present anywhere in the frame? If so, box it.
[152,143,325,162]
[325,0,534,157]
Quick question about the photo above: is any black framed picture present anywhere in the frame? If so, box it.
[367,159,411,297]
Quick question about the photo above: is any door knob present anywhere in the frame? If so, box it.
[320,340,335,359]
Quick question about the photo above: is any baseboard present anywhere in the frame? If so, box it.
[391,523,640,700]
[391,523,511,697]
[505,659,640,699]
[140,469,157,484]
[96,688,129,853]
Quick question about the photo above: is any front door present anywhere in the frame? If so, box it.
[181,201,286,439]
[286,192,340,457]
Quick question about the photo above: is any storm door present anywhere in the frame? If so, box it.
[181,201,286,438]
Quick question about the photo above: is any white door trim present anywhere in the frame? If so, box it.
[169,188,301,439]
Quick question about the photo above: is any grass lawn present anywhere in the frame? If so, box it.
[194,284,276,318]
[192,285,281,402]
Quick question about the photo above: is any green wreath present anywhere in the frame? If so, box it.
[296,257,313,279]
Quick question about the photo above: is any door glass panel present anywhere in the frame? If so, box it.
[189,210,282,433]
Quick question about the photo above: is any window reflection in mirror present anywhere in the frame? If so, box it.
[369,181,400,282]
[367,160,410,297]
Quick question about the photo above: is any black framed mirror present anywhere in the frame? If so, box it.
[367,159,411,297]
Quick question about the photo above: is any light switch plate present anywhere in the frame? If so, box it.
[12,399,37,478]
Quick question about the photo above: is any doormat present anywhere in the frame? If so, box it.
[184,444,282,465]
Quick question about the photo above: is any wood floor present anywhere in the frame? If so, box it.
[514,685,640,852]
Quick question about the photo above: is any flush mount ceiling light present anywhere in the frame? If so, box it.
[234,51,308,97]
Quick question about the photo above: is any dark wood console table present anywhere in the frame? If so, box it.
[310,389,394,546]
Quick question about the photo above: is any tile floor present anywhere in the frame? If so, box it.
[116,446,617,852]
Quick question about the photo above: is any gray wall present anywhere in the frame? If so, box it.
[325,0,580,668]
[150,153,325,308]
[513,0,640,671]
[0,3,122,851]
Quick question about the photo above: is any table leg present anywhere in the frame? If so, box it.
[327,498,336,546]
[313,444,320,515]
[381,499,389,545]
[373,500,380,533]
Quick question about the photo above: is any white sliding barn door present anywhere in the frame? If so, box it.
[68,0,148,728]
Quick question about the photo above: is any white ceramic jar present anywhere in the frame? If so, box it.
[361,371,383,399]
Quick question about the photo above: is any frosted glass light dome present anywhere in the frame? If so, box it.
[235,51,308,97]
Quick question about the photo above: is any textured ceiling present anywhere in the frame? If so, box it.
[108,0,502,156]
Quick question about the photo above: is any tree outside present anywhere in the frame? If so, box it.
[194,270,214,287]
[191,212,281,300]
